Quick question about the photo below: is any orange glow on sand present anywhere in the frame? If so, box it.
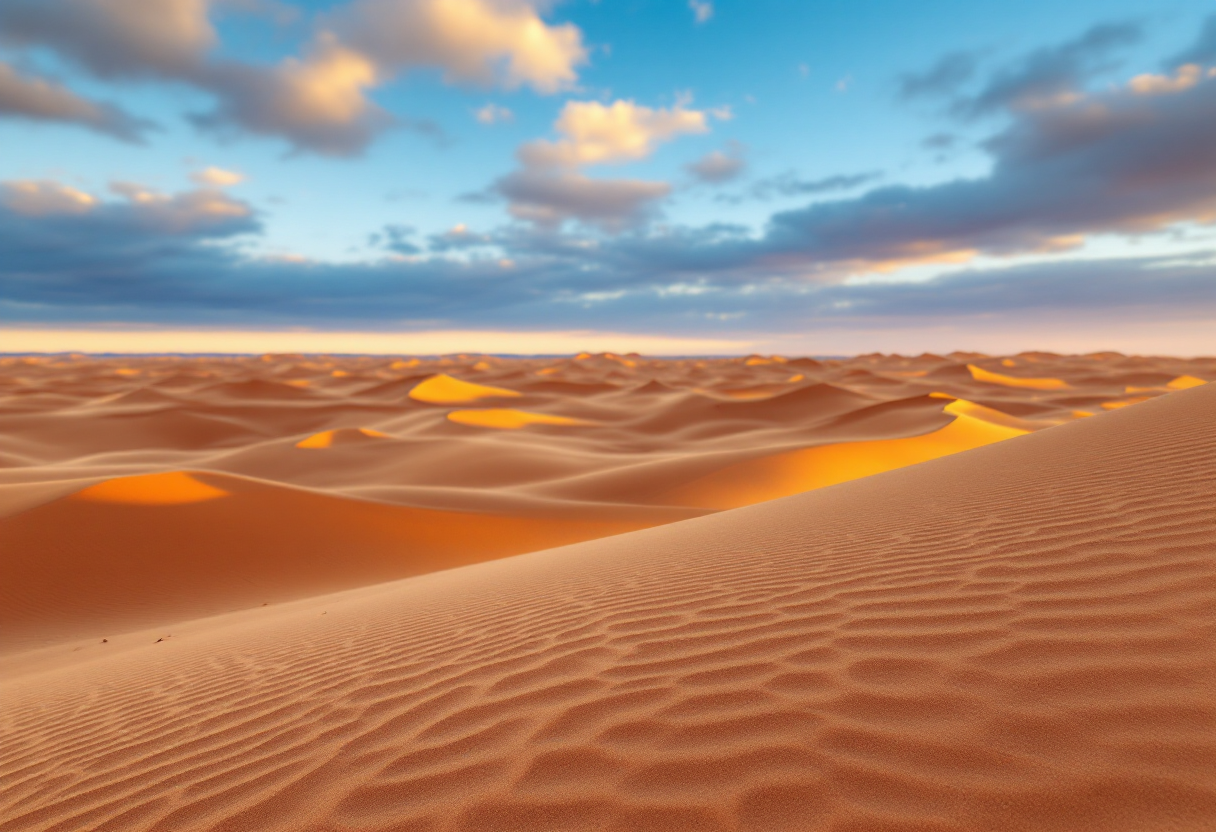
[408,374,523,404]
[447,409,590,429]
[73,472,230,505]
[967,363,1071,391]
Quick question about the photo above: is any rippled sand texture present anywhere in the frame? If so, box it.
[0,351,1212,654]
[2,380,1213,832]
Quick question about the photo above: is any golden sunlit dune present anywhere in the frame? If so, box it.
[295,426,391,448]
[72,471,230,505]
[1,380,1213,832]
[1168,374,1207,389]
[408,372,523,404]
[967,362,1071,390]
[447,408,591,429]
[667,397,1026,509]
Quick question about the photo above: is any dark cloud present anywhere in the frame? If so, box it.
[686,144,747,184]
[0,61,154,142]
[369,224,420,255]
[2,181,1211,334]
[956,22,1143,117]
[494,169,669,231]
[897,51,981,101]
[753,66,1216,269]
[0,0,212,79]
[717,170,881,205]
[921,132,956,150]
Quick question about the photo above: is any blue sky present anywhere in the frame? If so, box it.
[2,0,1215,354]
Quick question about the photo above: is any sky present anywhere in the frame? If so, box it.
[1,0,1215,355]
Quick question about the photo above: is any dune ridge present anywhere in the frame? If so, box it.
[1,382,1213,831]
[0,352,1211,653]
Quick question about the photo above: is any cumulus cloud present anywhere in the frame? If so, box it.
[686,143,746,184]
[520,99,712,168]
[0,61,153,142]
[492,98,719,230]
[0,0,586,155]
[689,1,713,25]
[333,0,587,94]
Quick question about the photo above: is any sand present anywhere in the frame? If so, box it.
[0,351,1212,653]
[0,373,1213,831]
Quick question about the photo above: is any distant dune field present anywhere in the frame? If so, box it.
[0,353,1213,831]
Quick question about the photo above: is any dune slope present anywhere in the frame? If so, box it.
[1,383,1213,830]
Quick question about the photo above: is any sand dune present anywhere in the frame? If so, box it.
[1,352,1211,650]
[1,380,1213,831]
[0,471,686,653]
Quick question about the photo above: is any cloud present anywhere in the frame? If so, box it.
[191,166,245,187]
[369,223,421,255]
[686,143,746,184]
[496,169,669,230]
[190,36,396,156]
[2,181,98,216]
[956,22,1143,116]
[689,1,713,25]
[3,172,1211,345]
[0,0,585,155]
[334,0,587,94]
[0,61,154,142]
[716,170,881,204]
[0,0,215,78]
[475,103,513,124]
[520,99,712,168]
[1128,63,1215,96]
[493,98,718,229]
[754,63,1216,271]
[898,51,980,100]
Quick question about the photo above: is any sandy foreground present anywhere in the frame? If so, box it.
[0,353,1214,830]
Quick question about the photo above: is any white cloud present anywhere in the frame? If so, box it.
[191,166,245,187]
[1128,63,1216,96]
[475,102,514,124]
[689,1,713,24]
[520,99,711,168]
[335,0,587,93]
